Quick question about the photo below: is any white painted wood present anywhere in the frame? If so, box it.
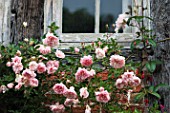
[0,0,11,45]
[53,0,63,35]
[122,0,132,33]
[59,33,136,49]
[44,0,52,33]
[95,0,100,33]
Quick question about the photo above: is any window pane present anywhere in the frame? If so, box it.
[63,0,95,33]
[100,0,122,33]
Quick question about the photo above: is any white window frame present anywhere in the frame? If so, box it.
[44,0,150,49]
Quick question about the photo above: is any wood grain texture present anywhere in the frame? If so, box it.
[11,0,44,43]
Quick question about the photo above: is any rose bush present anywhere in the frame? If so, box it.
[0,14,168,113]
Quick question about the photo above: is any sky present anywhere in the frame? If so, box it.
[63,0,122,18]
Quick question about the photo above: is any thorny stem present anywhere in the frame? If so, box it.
[157,38,170,43]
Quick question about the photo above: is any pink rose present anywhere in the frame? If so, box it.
[115,78,125,89]
[115,13,129,32]
[110,55,125,69]
[103,46,108,53]
[47,66,58,74]
[12,63,23,74]
[64,98,79,107]
[50,102,65,113]
[53,83,67,94]
[80,87,89,99]
[6,61,12,67]
[43,32,59,47]
[38,45,51,55]
[7,83,14,89]
[63,86,77,99]
[95,87,110,103]
[46,60,59,68]
[75,68,90,82]
[80,55,93,67]
[11,56,22,63]
[22,69,36,78]
[130,76,141,87]
[37,62,46,74]
[55,50,65,59]
[29,61,38,71]
[88,69,96,77]
[15,83,23,90]
[121,72,134,81]
[74,47,80,53]
[95,48,106,59]
[29,78,39,87]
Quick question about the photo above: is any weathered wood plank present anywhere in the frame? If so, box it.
[0,0,11,45]
[59,33,135,49]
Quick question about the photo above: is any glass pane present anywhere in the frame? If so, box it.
[63,0,95,33]
[100,0,122,33]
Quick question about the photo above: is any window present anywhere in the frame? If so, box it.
[44,0,150,49]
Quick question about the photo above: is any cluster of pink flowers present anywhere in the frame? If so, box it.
[115,71,141,89]
[46,60,59,74]
[80,55,93,67]
[115,13,130,33]
[37,45,51,55]
[75,68,96,82]
[43,32,59,48]
[95,87,110,103]
[110,55,125,69]
[6,56,23,74]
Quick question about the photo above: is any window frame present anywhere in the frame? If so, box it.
[44,0,150,49]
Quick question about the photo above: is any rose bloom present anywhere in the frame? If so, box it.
[75,68,90,82]
[53,83,67,94]
[103,46,108,53]
[85,104,91,113]
[80,55,93,67]
[16,50,21,56]
[15,83,23,90]
[130,76,141,87]
[37,62,46,74]
[95,87,110,103]
[38,45,51,55]
[80,87,89,99]
[115,78,125,89]
[12,63,23,74]
[29,78,39,87]
[22,69,36,79]
[74,47,80,53]
[110,55,125,69]
[7,83,14,89]
[6,61,12,67]
[64,98,79,107]
[47,66,58,74]
[95,48,106,59]
[43,32,59,47]
[29,61,38,71]
[11,56,22,63]
[55,50,65,59]
[50,102,65,113]
[63,86,77,99]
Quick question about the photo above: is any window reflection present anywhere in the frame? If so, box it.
[63,0,95,33]
[100,0,122,33]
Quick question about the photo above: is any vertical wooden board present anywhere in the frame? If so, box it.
[0,0,11,44]
[95,0,100,33]
[44,0,52,33]
[52,0,63,35]
[3,0,11,45]
[0,0,4,43]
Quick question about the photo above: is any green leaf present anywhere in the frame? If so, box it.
[150,92,161,99]
[150,61,156,73]
[146,62,151,72]
[134,92,145,102]
[148,39,157,47]
[149,86,154,92]
[154,84,170,92]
